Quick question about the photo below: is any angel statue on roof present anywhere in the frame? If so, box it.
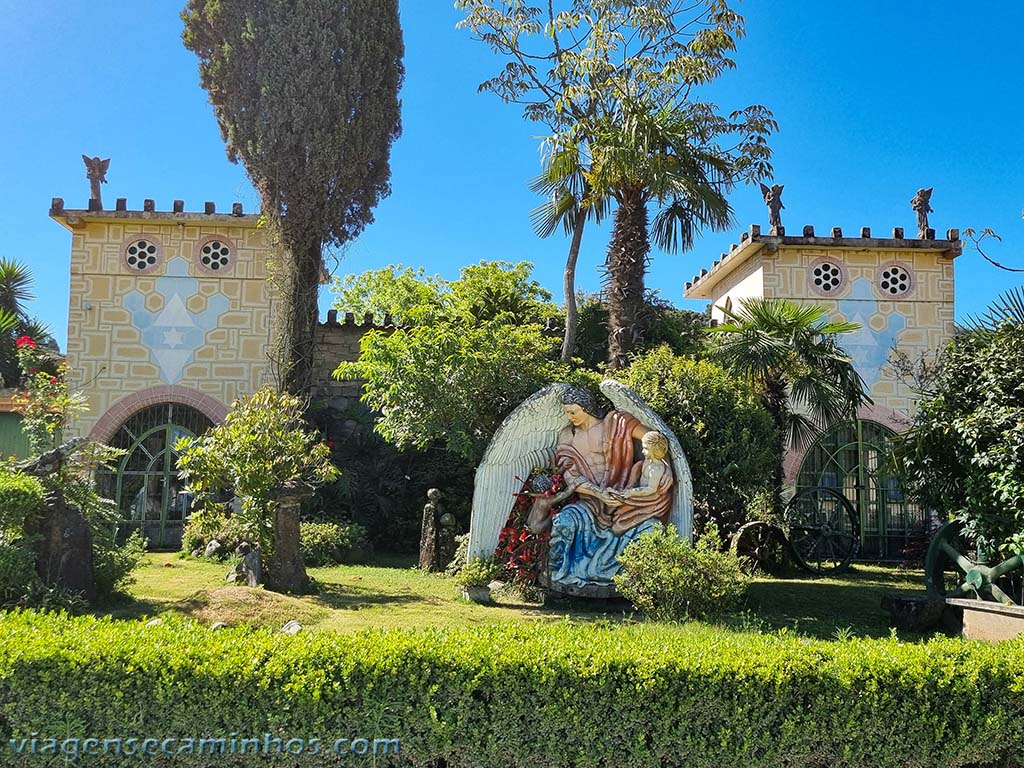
[468,381,693,597]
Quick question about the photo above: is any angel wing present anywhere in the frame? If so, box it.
[468,383,571,560]
[599,379,694,541]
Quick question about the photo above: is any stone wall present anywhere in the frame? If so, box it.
[312,310,399,406]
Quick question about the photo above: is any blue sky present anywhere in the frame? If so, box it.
[3,2,1023,350]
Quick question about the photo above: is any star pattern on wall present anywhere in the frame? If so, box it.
[124,258,229,384]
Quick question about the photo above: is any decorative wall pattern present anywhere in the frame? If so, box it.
[123,258,230,384]
[58,213,276,438]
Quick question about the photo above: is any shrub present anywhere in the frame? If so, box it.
[614,524,748,621]
[0,543,35,601]
[894,321,1024,553]
[454,556,505,588]
[619,347,776,533]
[0,471,44,539]
[181,508,249,557]
[176,387,338,554]
[0,611,1021,768]
[93,531,147,598]
[299,522,370,566]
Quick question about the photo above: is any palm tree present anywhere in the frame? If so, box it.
[710,298,870,516]
[538,101,736,369]
[529,136,611,363]
[0,259,54,387]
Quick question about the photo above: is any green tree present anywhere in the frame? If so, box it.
[575,291,706,370]
[619,346,776,532]
[457,0,775,364]
[331,261,557,327]
[710,298,869,515]
[336,322,593,463]
[177,387,338,593]
[540,101,742,368]
[332,266,446,325]
[182,0,404,393]
[894,320,1024,555]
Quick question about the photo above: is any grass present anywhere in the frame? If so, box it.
[102,552,927,640]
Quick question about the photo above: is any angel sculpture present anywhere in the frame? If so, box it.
[911,187,933,239]
[760,182,784,232]
[82,155,110,207]
[468,381,693,596]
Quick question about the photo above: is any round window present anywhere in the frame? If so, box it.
[123,238,161,272]
[196,238,234,273]
[879,264,912,297]
[810,261,843,294]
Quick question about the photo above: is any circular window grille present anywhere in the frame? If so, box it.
[124,239,160,271]
[879,265,911,296]
[199,240,232,271]
[811,262,843,293]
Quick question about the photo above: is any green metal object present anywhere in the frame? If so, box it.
[783,485,861,576]
[924,521,1023,605]
[796,419,923,559]
[95,403,212,549]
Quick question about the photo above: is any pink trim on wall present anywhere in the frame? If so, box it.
[782,403,911,484]
[89,385,227,443]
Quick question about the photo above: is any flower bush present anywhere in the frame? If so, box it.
[14,336,84,453]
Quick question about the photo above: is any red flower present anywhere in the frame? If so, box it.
[326,440,335,448]
[49,377,59,384]
[15,336,36,349]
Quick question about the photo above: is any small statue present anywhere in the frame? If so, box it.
[438,512,459,570]
[419,488,443,572]
[760,183,784,233]
[82,155,110,208]
[227,542,261,587]
[911,187,933,239]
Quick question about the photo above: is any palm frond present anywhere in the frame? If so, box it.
[961,286,1024,332]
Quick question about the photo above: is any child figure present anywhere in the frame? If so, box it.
[577,431,672,509]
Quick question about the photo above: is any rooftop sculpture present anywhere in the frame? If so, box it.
[760,183,784,233]
[82,155,110,209]
[911,187,933,239]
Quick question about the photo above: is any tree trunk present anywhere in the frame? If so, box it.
[282,239,323,396]
[266,492,310,594]
[763,376,789,520]
[605,191,650,370]
[560,209,587,363]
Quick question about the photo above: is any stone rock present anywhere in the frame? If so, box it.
[211,622,228,631]
[203,540,223,559]
[145,618,163,627]
[419,489,442,572]
[281,620,302,635]
[28,489,96,603]
[226,544,261,587]
[191,548,203,558]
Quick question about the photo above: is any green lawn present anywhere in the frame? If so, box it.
[102,552,926,640]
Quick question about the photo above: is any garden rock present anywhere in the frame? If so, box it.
[145,618,163,627]
[203,540,223,559]
[225,542,261,587]
[211,622,228,631]
[281,620,302,635]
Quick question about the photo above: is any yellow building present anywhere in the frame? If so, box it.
[50,196,277,547]
[685,223,961,557]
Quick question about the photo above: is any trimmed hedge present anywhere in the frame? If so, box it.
[0,611,1022,767]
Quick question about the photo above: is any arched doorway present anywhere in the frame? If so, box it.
[795,420,925,559]
[96,403,213,550]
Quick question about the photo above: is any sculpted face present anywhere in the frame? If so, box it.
[563,404,591,428]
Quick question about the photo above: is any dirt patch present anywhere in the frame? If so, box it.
[166,586,329,630]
